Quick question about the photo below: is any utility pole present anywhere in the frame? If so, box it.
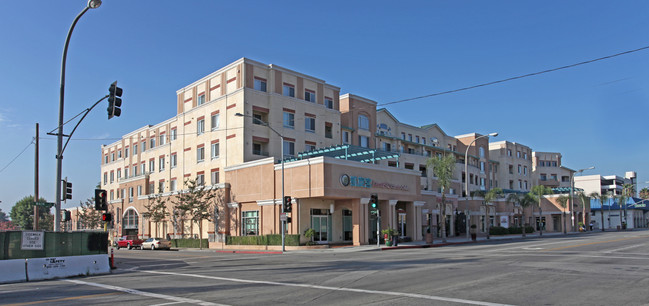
[34,123,39,230]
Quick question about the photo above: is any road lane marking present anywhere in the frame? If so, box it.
[142,270,513,306]
[65,279,226,306]
[603,243,648,253]
[4,292,120,306]
[543,236,648,252]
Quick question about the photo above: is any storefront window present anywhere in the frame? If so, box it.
[242,211,259,236]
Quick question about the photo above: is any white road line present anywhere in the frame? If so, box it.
[603,243,647,253]
[142,270,513,306]
[65,279,227,306]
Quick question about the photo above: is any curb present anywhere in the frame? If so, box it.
[213,250,283,255]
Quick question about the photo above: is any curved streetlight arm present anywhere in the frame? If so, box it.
[463,132,497,239]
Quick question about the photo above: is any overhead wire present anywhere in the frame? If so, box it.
[379,45,649,106]
[0,138,35,174]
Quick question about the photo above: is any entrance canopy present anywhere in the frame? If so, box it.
[283,145,400,165]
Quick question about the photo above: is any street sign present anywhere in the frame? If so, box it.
[280,213,287,221]
[35,202,54,208]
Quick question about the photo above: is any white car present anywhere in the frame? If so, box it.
[142,238,172,250]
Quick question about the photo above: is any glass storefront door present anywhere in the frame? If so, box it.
[311,209,331,243]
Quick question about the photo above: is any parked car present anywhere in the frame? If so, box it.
[116,235,145,250]
[142,238,172,250]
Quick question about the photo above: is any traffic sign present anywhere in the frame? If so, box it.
[35,202,54,208]
[280,213,287,221]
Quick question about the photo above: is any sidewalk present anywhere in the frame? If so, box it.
[381,231,573,251]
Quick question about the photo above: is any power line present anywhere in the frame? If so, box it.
[0,138,34,174]
[379,45,649,107]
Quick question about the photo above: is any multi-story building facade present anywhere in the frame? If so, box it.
[489,141,533,192]
[94,58,584,247]
[532,152,574,189]
[575,171,637,196]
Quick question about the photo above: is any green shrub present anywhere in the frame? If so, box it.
[171,238,209,248]
[507,227,523,234]
[489,226,508,235]
[226,234,300,246]
[525,226,535,233]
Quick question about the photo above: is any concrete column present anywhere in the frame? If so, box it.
[356,198,369,246]
[414,201,425,241]
[389,200,398,231]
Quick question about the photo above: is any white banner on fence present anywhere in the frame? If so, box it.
[26,255,110,281]
[0,259,27,284]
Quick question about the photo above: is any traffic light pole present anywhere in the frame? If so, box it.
[376,209,380,247]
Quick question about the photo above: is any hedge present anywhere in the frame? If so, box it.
[489,226,535,235]
[171,238,209,248]
[227,234,300,246]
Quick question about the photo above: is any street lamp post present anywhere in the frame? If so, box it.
[569,166,594,232]
[464,132,497,240]
[54,0,102,232]
[235,113,286,252]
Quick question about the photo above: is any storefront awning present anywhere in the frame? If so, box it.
[283,144,400,164]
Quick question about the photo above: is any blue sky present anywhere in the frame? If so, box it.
[1,1,648,215]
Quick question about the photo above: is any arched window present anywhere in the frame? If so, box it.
[358,115,369,130]
[124,209,139,229]
[479,147,485,158]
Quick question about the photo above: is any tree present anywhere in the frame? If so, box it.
[143,186,170,237]
[0,208,8,222]
[483,188,503,237]
[639,187,649,199]
[76,198,103,230]
[619,184,633,228]
[556,195,570,234]
[576,191,590,229]
[530,185,553,236]
[0,220,19,231]
[10,196,53,231]
[590,192,609,232]
[426,154,456,243]
[172,178,219,249]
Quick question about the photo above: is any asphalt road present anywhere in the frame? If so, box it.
[2,230,649,306]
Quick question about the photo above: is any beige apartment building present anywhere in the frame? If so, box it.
[489,141,533,192]
[532,152,575,189]
[94,58,584,247]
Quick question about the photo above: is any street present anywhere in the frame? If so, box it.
[2,231,649,305]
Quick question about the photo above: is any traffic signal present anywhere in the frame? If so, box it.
[95,189,108,210]
[102,213,112,222]
[287,217,292,223]
[107,81,123,119]
[63,179,72,200]
[62,210,71,222]
[370,194,379,212]
[283,196,292,213]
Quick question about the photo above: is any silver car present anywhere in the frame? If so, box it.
[142,238,172,250]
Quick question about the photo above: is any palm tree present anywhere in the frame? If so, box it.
[590,192,609,231]
[530,185,553,236]
[483,188,503,238]
[576,191,590,230]
[427,154,456,243]
[507,193,536,237]
[620,184,634,228]
[556,195,570,234]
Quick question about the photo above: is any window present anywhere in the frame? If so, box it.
[540,174,547,181]
[283,84,295,97]
[324,97,333,109]
[524,181,528,190]
[252,112,266,125]
[159,134,166,146]
[383,142,391,151]
[211,114,220,131]
[140,163,145,175]
[552,161,558,167]
[507,149,511,157]
[158,181,165,193]
[523,152,528,160]
[110,171,114,183]
[358,115,369,130]
[159,157,165,172]
[117,169,121,180]
[197,146,205,163]
[305,144,316,152]
[283,140,295,157]
[133,144,138,154]
[283,112,294,128]
[117,150,122,158]
[343,131,350,144]
[141,141,146,152]
[149,159,155,173]
[540,161,545,167]
[408,134,413,142]
[480,162,485,173]
[197,119,205,135]
[103,172,107,185]
[401,132,406,140]
[523,166,528,175]
[197,93,206,106]
[519,180,522,189]
[415,136,420,143]
[305,117,315,132]
[304,90,316,102]
[104,155,108,164]
[170,179,177,192]
[125,147,129,157]
[129,187,134,202]
[550,174,558,181]
[170,153,177,168]
[517,151,521,158]
[509,165,513,174]
[124,167,129,178]
[253,142,267,156]
[479,147,485,158]
[197,174,205,186]
[211,170,219,185]
[254,78,267,92]
[359,136,369,148]
[242,211,259,236]
[325,124,333,139]
[170,129,177,141]
[150,138,156,148]
[211,143,219,159]
[518,165,521,174]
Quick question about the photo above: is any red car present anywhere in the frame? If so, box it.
[116,235,144,250]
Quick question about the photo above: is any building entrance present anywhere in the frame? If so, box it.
[311,209,331,243]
